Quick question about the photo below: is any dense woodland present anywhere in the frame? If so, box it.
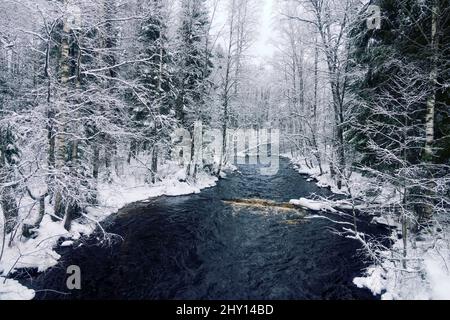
[0,0,449,299]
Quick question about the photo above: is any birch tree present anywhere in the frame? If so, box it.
[217,0,257,173]
[286,0,359,189]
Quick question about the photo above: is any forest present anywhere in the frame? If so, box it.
[0,0,449,300]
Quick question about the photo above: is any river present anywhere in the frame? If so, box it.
[27,158,387,299]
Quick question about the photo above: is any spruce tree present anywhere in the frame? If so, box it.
[348,0,449,167]
[348,0,450,223]
[174,0,213,128]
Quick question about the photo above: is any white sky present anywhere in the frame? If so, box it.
[248,0,276,61]
[211,0,277,63]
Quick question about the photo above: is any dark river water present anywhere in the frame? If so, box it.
[26,158,387,300]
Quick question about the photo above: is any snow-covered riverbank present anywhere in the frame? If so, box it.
[0,160,221,300]
[287,155,450,300]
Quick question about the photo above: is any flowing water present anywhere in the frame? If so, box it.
[27,158,387,299]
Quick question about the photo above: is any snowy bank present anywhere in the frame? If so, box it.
[0,160,221,300]
[354,232,450,300]
[0,277,35,300]
[286,156,450,300]
[95,169,218,215]
[287,155,400,206]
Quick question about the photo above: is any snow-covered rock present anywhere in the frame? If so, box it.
[0,278,35,300]
[289,198,337,212]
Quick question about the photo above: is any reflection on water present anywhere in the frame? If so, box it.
[28,158,387,300]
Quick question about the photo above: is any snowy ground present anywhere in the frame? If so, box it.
[353,230,450,300]
[287,154,450,300]
[287,154,400,205]
[0,159,221,300]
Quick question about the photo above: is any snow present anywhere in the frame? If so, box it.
[0,277,35,300]
[287,155,401,206]
[425,257,450,299]
[96,168,218,212]
[289,198,337,212]
[288,158,346,194]
[354,231,450,300]
[371,216,399,228]
[425,256,450,299]
[286,154,450,300]
[0,159,222,300]
[60,241,73,247]
[353,267,386,296]
[0,215,67,275]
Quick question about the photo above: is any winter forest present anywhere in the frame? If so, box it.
[0,0,449,300]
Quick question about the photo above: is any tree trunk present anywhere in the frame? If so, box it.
[218,1,236,176]
[311,38,323,175]
[0,188,18,235]
[151,145,158,183]
[93,145,100,178]
[54,0,70,224]
[46,34,56,200]
[422,1,439,222]
[424,1,438,160]
[0,206,5,263]
[330,84,345,189]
